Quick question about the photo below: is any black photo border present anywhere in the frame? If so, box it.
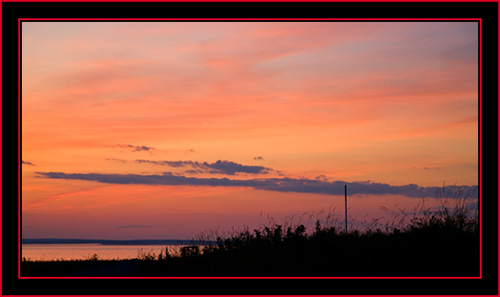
[3,1,498,295]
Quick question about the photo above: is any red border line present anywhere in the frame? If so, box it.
[0,0,3,293]
[17,8,22,280]
[497,2,500,293]
[4,0,499,2]
[478,17,483,280]
[16,273,484,280]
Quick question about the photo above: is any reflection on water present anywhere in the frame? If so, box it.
[21,244,187,261]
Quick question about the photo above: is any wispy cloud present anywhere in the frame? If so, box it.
[315,175,329,182]
[35,171,478,199]
[135,160,192,168]
[22,160,36,166]
[203,160,271,175]
[185,149,195,155]
[114,144,155,153]
[412,166,441,170]
[105,158,128,163]
[423,166,441,170]
[116,224,153,229]
[135,159,272,175]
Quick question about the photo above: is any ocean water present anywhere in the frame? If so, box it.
[21,244,188,261]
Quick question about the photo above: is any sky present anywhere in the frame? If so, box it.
[21,21,479,240]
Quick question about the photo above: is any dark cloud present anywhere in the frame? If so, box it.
[135,159,272,175]
[276,170,285,177]
[136,160,190,167]
[36,172,248,187]
[203,160,271,175]
[35,171,478,199]
[22,160,35,166]
[413,166,441,170]
[185,169,206,174]
[105,158,128,163]
[315,175,328,182]
[115,144,154,153]
[254,156,264,160]
[423,166,440,170]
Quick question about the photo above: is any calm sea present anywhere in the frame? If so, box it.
[22,244,189,261]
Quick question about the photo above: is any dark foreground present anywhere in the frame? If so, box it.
[22,213,479,277]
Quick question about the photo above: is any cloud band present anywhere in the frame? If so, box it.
[35,171,478,199]
[135,159,272,175]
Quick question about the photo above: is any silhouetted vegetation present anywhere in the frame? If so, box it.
[192,197,478,277]
[22,190,479,277]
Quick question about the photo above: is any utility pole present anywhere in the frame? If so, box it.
[345,184,348,234]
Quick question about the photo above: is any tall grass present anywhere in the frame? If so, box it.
[22,185,479,276]
[189,186,479,276]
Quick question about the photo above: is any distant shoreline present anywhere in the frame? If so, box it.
[22,238,207,246]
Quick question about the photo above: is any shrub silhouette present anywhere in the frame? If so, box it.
[194,196,479,277]
[21,194,479,277]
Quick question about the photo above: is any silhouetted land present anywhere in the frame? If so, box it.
[22,238,199,245]
[21,200,479,277]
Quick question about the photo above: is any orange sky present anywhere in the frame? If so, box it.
[21,21,479,239]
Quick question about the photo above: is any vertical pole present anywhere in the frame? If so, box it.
[345,184,348,234]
